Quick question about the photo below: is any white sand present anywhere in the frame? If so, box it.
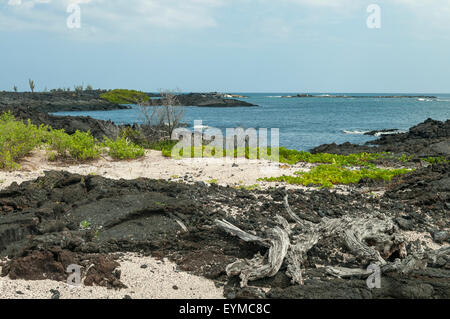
[0,253,224,299]
[0,149,314,191]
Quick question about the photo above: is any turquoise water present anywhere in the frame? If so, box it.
[54,93,450,151]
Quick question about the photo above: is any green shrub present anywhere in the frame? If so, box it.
[0,112,47,170]
[149,140,179,157]
[100,89,150,104]
[47,129,101,161]
[260,165,411,188]
[103,137,145,160]
[120,127,149,148]
[423,156,448,164]
[277,148,387,166]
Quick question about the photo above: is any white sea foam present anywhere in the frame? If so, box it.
[374,130,406,137]
[342,130,369,135]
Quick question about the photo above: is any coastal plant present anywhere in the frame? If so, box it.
[149,140,179,156]
[398,154,414,163]
[103,136,145,160]
[260,164,411,188]
[100,89,149,105]
[277,148,387,166]
[0,112,46,170]
[120,127,150,148]
[13,85,17,92]
[423,156,448,164]
[138,89,184,141]
[86,84,93,91]
[80,220,91,230]
[46,129,101,161]
[152,89,184,138]
[28,79,35,93]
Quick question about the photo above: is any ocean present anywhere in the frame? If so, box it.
[54,93,450,151]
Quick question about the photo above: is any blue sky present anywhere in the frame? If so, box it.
[1,0,450,93]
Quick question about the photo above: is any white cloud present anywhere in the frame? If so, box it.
[0,0,225,37]
[1,0,449,40]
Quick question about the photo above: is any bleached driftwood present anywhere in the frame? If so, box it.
[215,219,290,287]
[216,194,410,287]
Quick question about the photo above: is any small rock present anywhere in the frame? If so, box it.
[395,217,414,231]
[140,264,148,269]
[50,289,60,299]
[172,285,179,290]
[433,231,449,243]
[123,295,132,299]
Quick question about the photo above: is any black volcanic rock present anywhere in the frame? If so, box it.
[0,90,128,112]
[148,93,256,107]
[311,118,450,157]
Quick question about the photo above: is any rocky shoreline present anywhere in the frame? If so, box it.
[147,93,256,107]
[0,91,256,113]
[312,118,450,158]
[0,105,448,299]
[0,91,128,113]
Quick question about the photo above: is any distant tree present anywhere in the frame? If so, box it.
[139,89,184,139]
[86,84,93,91]
[28,79,35,93]
[13,85,17,92]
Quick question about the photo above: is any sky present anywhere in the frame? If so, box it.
[1,0,450,93]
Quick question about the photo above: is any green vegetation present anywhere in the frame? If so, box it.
[100,89,150,105]
[120,127,150,148]
[207,179,218,184]
[103,136,145,160]
[46,129,101,161]
[80,220,92,230]
[238,184,260,191]
[0,112,148,170]
[0,112,47,170]
[28,79,35,93]
[277,148,389,166]
[260,165,411,188]
[423,156,448,164]
[397,154,414,163]
[148,140,179,157]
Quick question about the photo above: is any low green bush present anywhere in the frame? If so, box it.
[103,136,145,160]
[277,147,387,166]
[423,156,448,164]
[100,89,149,104]
[260,164,411,188]
[120,127,150,148]
[47,129,101,161]
[0,112,47,170]
[149,140,179,157]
